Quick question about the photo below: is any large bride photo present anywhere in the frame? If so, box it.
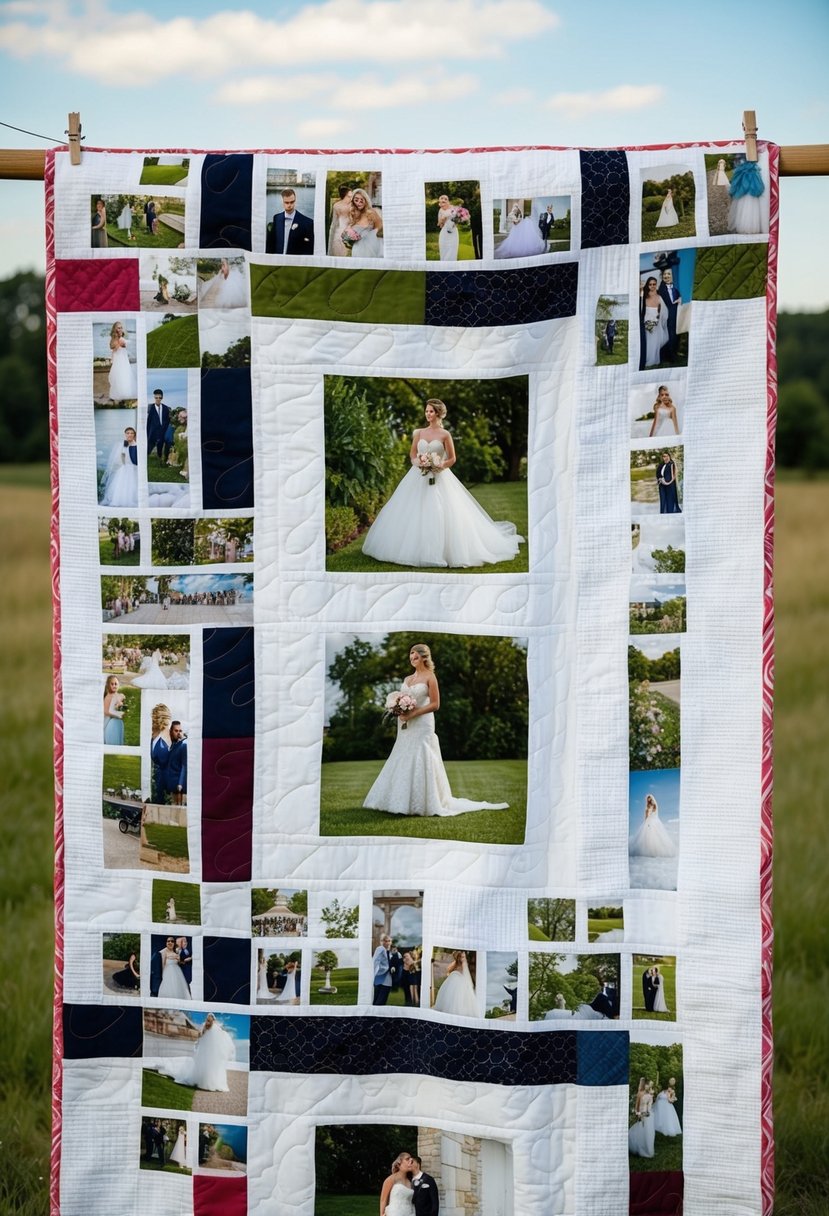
[320,631,529,844]
[324,374,529,574]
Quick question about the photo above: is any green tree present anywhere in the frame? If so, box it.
[152,519,195,565]
[0,272,48,461]
[651,545,686,574]
[315,950,338,989]
[251,888,276,917]
[527,899,576,941]
[321,899,359,938]
[287,890,308,916]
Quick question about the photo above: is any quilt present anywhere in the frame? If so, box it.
[47,141,777,1216]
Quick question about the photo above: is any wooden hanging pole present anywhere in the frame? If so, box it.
[66,112,82,165]
[743,110,758,162]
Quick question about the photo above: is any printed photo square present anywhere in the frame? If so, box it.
[320,631,529,845]
[485,951,519,1021]
[102,633,190,690]
[197,256,248,309]
[93,319,138,407]
[638,249,695,372]
[630,380,684,441]
[92,193,185,249]
[632,955,677,1022]
[425,180,482,261]
[529,952,620,1021]
[630,446,684,516]
[325,171,383,258]
[140,253,197,314]
[640,167,696,243]
[314,894,360,939]
[196,1122,247,1175]
[145,312,200,369]
[256,946,303,1005]
[96,412,138,509]
[430,948,479,1018]
[149,934,195,1000]
[527,898,576,942]
[631,518,686,576]
[152,519,196,567]
[145,369,189,497]
[587,905,624,944]
[99,516,141,567]
[142,1009,250,1117]
[141,803,190,874]
[266,168,316,256]
[493,194,571,258]
[629,575,686,637]
[193,518,254,565]
[251,888,308,937]
[595,294,629,366]
[310,947,359,1007]
[139,156,190,187]
[152,879,201,926]
[101,573,253,624]
[324,374,529,575]
[140,1116,191,1174]
[200,316,250,370]
[101,753,144,869]
[148,692,189,806]
[629,769,680,891]
[628,1041,683,1172]
[102,932,141,997]
[371,891,423,1009]
[629,637,681,773]
[102,667,141,748]
[704,152,768,237]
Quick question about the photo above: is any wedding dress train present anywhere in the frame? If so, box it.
[108,345,136,400]
[433,958,478,1017]
[157,1020,235,1091]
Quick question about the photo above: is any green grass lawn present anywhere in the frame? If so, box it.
[315,1195,375,1216]
[121,684,141,746]
[641,207,696,243]
[528,923,550,940]
[102,752,141,788]
[320,759,527,843]
[99,534,141,565]
[146,315,200,368]
[140,165,189,185]
[309,967,359,1006]
[326,481,529,575]
[151,879,201,924]
[629,1131,683,1173]
[632,958,677,1021]
[588,917,624,942]
[147,450,189,484]
[425,226,477,260]
[105,220,182,249]
[595,319,629,366]
[141,1068,195,1112]
[143,823,190,860]
[2,472,829,1215]
[139,1157,191,1175]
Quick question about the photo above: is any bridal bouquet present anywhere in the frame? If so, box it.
[450,206,471,228]
[383,691,418,730]
[341,227,363,249]
[417,451,442,484]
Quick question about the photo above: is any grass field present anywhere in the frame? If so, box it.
[143,823,190,860]
[326,481,529,574]
[595,319,630,366]
[320,759,527,843]
[309,966,359,1006]
[102,751,141,788]
[631,957,677,1022]
[315,1195,375,1216]
[147,449,189,483]
[104,220,182,249]
[146,315,200,368]
[99,533,141,565]
[151,879,202,924]
[139,165,189,185]
[141,1068,195,1112]
[425,226,477,260]
[629,1130,683,1173]
[1,471,828,1214]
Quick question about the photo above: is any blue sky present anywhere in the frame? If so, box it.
[0,0,827,307]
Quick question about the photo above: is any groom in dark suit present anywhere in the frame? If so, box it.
[657,268,682,362]
[538,204,554,246]
[266,189,315,255]
[146,388,171,461]
[642,966,655,1012]
[411,1156,440,1214]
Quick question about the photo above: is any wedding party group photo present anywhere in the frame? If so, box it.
[628,1040,684,1174]
[319,631,529,844]
[100,572,253,624]
[142,1007,250,1118]
[324,373,529,575]
[314,1122,515,1215]
[91,191,186,249]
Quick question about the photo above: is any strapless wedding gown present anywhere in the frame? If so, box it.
[652,1092,682,1136]
[208,268,247,308]
[108,345,136,400]
[385,1182,415,1215]
[363,682,509,817]
[629,811,676,858]
[438,209,459,260]
[651,403,677,435]
[132,650,168,689]
[652,977,669,1013]
[361,440,523,568]
[157,950,191,999]
[495,217,547,259]
[158,1022,234,1091]
[351,224,383,259]
[433,961,477,1016]
[100,448,138,508]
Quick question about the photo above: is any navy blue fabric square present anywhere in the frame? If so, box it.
[203,627,255,739]
[201,367,254,509]
[203,936,251,1005]
[580,150,631,249]
[577,1028,629,1086]
[63,1003,143,1058]
[200,154,253,250]
[425,263,578,328]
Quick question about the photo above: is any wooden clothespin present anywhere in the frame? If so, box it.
[742,110,758,162]
[67,112,82,165]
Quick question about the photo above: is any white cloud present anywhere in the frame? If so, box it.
[494,87,534,105]
[326,71,478,109]
[295,117,351,140]
[547,84,664,117]
[0,1,560,86]
[215,75,337,105]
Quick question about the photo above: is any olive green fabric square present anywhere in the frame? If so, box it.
[250,265,426,324]
[693,243,768,301]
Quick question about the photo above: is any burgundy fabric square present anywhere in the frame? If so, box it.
[193,1174,247,1216]
[630,1170,684,1214]
[201,736,254,882]
[55,258,139,313]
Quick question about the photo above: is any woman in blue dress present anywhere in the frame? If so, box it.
[103,675,126,744]
[657,453,681,514]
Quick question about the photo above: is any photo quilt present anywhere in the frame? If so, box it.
[46,141,777,1216]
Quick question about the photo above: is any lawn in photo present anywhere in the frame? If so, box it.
[325,170,383,257]
[528,952,620,1021]
[251,887,308,937]
[102,633,190,690]
[93,319,138,406]
[640,166,696,242]
[141,803,190,874]
[371,890,423,1009]
[102,668,140,747]
[310,947,359,1006]
[142,1008,249,1116]
[629,575,687,636]
[630,446,684,515]
[629,637,681,771]
[197,1122,247,1174]
[629,768,680,891]
[140,156,190,186]
[633,955,677,1021]
[140,1116,190,1173]
[152,879,201,925]
[425,179,481,261]
[431,948,479,1018]
[145,312,200,369]
[629,1040,684,1173]
[587,905,624,944]
[256,947,303,1005]
[631,518,685,575]
[595,293,629,366]
[630,380,684,440]
[99,516,140,566]
[93,193,185,249]
[321,631,529,845]
[492,193,571,257]
[102,932,141,997]
[193,518,254,564]
[485,951,518,1020]
[325,373,529,575]
[140,252,197,313]
[638,248,695,372]
[527,897,576,941]
[197,256,248,309]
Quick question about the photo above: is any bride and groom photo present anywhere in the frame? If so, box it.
[319,631,529,844]
[324,373,529,575]
[633,955,677,1021]
[493,193,571,258]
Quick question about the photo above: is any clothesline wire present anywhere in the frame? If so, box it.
[0,119,69,145]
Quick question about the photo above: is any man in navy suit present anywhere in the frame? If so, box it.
[266,189,315,255]
[176,937,193,989]
[146,388,171,461]
[411,1155,440,1214]
[166,721,187,805]
[538,204,554,246]
[657,268,682,362]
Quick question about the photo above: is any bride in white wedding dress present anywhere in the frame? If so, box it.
[132,648,168,689]
[629,794,677,858]
[361,399,523,568]
[433,950,478,1017]
[157,1013,235,1091]
[495,205,547,259]
[380,1153,416,1215]
[100,427,138,508]
[363,645,509,817]
[107,321,137,401]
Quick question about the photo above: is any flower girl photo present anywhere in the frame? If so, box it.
[320,631,529,845]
